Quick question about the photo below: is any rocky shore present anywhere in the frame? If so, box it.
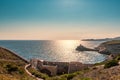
[77,40,120,56]
[72,40,120,80]
[96,40,120,55]
[76,44,98,51]
[0,40,120,80]
[76,40,120,62]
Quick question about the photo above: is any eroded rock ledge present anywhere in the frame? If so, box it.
[76,40,120,56]
[76,44,97,51]
[95,40,120,55]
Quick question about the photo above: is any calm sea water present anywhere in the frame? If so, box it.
[0,40,107,64]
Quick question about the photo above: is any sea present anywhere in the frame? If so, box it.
[0,40,107,64]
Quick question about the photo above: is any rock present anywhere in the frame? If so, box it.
[76,44,97,51]
[96,40,120,55]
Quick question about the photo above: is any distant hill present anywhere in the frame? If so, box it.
[114,37,120,40]
[96,40,120,55]
[82,36,120,41]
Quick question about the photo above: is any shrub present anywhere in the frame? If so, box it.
[5,64,18,73]
[115,55,120,61]
[18,69,24,74]
[67,74,76,80]
[104,60,118,68]
[58,71,83,80]
[29,68,49,79]
[80,78,92,80]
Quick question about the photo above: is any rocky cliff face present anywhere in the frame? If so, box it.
[96,40,120,55]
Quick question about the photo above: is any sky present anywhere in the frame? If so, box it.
[0,0,120,40]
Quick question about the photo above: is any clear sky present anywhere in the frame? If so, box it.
[0,0,120,40]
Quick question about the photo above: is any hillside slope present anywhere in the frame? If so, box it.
[0,47,36,80]
[96,40,120,55]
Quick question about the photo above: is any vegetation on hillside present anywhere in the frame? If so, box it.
[101,40,120,45]
[104,60,119,68]
[0,40,120,80]
[0,47,36,80]
[28,67,49,79]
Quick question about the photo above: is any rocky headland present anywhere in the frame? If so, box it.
[72,40,120,80]
[77,40,120,56]
[96,40,120,55]
[76,44,98,51]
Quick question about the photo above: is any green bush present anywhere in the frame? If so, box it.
[18,69,24,74]
[115,55,120,61]
[104,60,118,68]
[5,64,18,73]
[29,68,49,79]
[80,78,92,80]
[67,74,76,80]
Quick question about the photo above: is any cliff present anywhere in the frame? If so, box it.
[96,40,120,55]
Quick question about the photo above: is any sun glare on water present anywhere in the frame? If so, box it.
[57,40,79,49]
[53,40,106,63]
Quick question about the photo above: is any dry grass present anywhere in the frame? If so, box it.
[0,47,36,80]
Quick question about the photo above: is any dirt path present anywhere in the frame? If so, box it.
[25,64,43,80]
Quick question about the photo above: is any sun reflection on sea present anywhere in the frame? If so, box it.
[57,40,79,49]
[0,40,107,64]
[51,40,106,63]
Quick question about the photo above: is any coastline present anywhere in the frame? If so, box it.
[0,40,120,80]
[76,40,120,62]
[0,40,106,64]
[1,39,115,65]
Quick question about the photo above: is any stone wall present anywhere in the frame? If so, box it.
[37,60,57,76]
[43,61,69,74]
[69,62,92,73]
[30,58,38,69]
[30,59,93,76]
